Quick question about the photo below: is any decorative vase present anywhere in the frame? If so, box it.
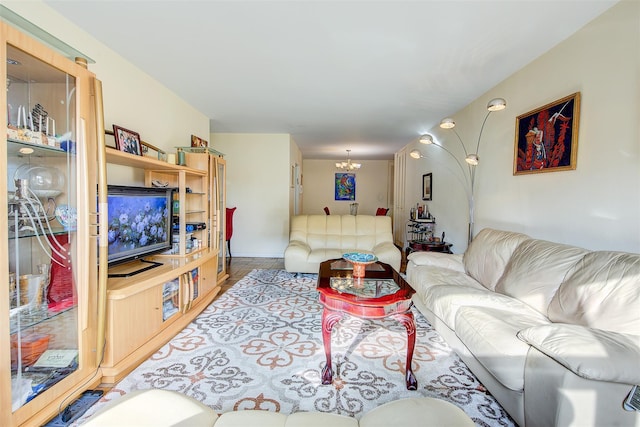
[342,252,378,279]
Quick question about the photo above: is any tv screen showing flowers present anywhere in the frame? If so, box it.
[106,185,175,265]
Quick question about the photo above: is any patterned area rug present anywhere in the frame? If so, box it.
[81,269,515,426]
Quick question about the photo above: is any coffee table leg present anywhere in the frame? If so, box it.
[395,311,417,390]
[321,308,343,385]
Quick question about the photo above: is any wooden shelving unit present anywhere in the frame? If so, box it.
[98,148,221,384]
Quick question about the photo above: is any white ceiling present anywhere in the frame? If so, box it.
[43,0,616,160]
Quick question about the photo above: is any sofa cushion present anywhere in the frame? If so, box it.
[424,284,533,330]
[359,397,474,427]
[215,410,359,427]
[407,251,465,271]
[455,306,550,391]
[518,324,640,384]
[82,389,219,427]
[301,215,392,252]
[409,265,484,298]
[463,228,530,291]
[548,251,640,335]
[494,239,588,314]
[214,411,287,427]
[307,248,373,264]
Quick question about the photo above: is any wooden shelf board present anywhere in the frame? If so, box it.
[105,147,206,175]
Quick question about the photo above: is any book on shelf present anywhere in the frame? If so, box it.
[32,349,78,368]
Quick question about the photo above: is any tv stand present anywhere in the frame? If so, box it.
[108,259,163,278]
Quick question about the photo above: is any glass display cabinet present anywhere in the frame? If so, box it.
[1,20,100,426]
[216,157,228,284]
[182,148,228,285]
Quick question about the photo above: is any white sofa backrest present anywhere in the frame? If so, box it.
[290,215,393,251]
[495,239,589,314]
[548,251,640,335]
[463,228,530,291]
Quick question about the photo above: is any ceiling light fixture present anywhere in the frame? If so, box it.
[412,97,507,243]
[418,134,433,144]
[336,149,361,171]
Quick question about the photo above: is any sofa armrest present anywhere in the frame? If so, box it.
[372,241,396,253]
[517,324,640,384]
[284,240,314,273]
[284,240,311,263]
[372,242,402,272]
[284,240,311,257]
[407,251,465,272]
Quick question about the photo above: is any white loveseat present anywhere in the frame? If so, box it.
[284,215,401,273]
[406,228,640,427]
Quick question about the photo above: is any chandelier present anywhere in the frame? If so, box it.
[335,149,361,171]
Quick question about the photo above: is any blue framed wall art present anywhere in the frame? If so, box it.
[335,173,356,201]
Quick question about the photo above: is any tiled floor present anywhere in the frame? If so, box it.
[92,255,405,398]
[220,256,285,294]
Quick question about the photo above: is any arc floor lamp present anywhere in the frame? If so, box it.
[410,98,506,243]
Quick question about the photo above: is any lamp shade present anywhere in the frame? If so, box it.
[465,154,479,165]
[409,149,422,159]
[439,118,455,129]
[487,98,507,112]
[419,134,433,144]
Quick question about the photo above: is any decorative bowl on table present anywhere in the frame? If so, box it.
[342,252,378,279]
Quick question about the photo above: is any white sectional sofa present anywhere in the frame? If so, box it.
[406,228,640,427]
[284,215,401,273]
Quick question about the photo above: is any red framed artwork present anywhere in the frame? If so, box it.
[513,92,580,175]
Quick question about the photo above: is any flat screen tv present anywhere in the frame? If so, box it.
[105,185,175,276]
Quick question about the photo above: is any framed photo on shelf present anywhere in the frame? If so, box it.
[113,125,142,156]
[422,173,432,200]
[191,134,208,148]
[514,92,580,175]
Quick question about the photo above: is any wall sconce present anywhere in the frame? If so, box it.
[411,97,506,243]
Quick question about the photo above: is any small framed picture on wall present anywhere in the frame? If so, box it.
[422,173,432,200]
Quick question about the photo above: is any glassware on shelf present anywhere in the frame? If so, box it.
[54,204,77,230]
[13,164,65,199]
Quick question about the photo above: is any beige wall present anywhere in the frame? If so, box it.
[211,133,292,257]
[302,159,392,216]
[403,0,639,253]
[5,1,211,185]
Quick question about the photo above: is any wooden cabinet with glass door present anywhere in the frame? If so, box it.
[1,21,100,426]
[184,148,228,285]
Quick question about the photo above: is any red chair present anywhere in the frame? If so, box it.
[376,207,389,216]
[226,207,236,258]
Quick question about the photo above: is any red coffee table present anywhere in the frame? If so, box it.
[316,259,417,390]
